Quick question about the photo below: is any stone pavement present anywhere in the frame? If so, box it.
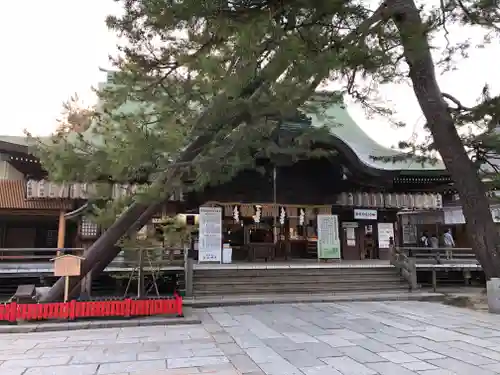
[2,301,500,374]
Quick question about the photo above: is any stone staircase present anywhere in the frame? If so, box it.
[192,265,409,297]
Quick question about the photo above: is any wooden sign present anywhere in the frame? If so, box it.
[52,254,84,277]
[51,254,85,302]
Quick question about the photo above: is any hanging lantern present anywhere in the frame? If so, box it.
[435,194,443,209]
[409,194,415,208]
[79,216,99,239]
[232,205,241,223]
[362,192,370,207]
[298,208,306,226]
[38,180,46,198]
[253,205,262,223]
[355,192,363,206]
[279,206,287,225]
[26,180,34,199]
[347,193,354,206]
[337,192,347,206]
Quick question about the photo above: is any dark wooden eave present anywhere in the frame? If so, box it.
[0,140,28,154]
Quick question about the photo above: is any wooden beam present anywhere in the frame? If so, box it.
[57,210,66,255]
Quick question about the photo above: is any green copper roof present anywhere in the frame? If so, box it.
[308,102,446,172]
[0,90,446,173]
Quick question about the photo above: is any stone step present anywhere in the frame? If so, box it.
[185,291,444,307]
[193,283,409,296]
[192,266,407,297]
[194,274,405,285]
[194,268,398,278]
[193,280,407,290]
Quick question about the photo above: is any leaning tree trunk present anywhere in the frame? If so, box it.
[387,0,500,278]
[40,5,390,302]
[39,115,243,303]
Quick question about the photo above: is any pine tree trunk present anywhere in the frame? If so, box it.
[39,103,261,302]
[40,203,153,301]
[387,0,500,278]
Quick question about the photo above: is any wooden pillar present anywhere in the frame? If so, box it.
[57,210,66,255]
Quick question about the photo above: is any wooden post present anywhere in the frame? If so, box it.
[185,257,194,298]
[64,275,70,302]
[57,210,66,256]
[432,269,437,292]
[408,258,418,291]
[137,248,144,298]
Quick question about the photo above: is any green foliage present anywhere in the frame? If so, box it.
[31,0,376,204]
[158,216,193,249]
[30,0,500,201]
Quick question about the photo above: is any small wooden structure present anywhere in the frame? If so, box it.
[51,254,85,302]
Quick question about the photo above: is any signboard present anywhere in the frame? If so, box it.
[317,215,341,259]
[402,224,417,244]
[354,209,377,220]
[51,254,85,302]
[377,223,395,249]
[198,207,222,263]
[52,255,83,277]
[443,206,500,225]
[342,221,359,228]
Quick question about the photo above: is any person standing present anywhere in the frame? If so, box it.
[443,228,455,248]
[420,231,429,247]
[430,234,439,248]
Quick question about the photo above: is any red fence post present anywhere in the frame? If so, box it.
[175,294,183,317]
[0,303,6,321]
[69,300,76,320]
[125,299,131,317]
[9,302,17,322]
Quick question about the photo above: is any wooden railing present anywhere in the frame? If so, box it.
[399,247,477,264]
[0,247,186,268]
[394,246,478,291]
[390,245,418,291]
[0,248,84,262]
[0,247,188,300]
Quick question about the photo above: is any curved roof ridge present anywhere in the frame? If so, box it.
[307,101,446,172]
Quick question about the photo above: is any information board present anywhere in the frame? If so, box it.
[317,214,341,259]
[198,207,222,263]
[377,222,395,249]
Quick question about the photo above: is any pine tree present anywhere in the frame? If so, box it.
[382,0,500,277]
[38,0,374,301]
[39,0,500,301]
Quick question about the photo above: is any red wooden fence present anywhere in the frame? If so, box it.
[0,295,183,322]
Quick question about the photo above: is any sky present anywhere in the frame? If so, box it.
[1,0,499,149]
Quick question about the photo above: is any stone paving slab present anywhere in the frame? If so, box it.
[2,301,500,374]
